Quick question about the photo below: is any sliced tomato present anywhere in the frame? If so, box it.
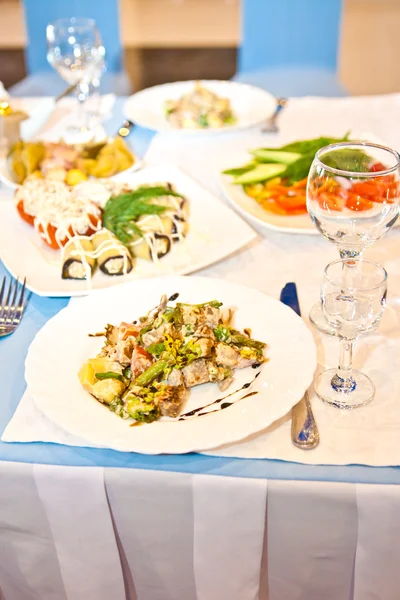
[351,181,383,201]
[345,193,374,212]
[135,346,152,360]
[260,198,288,215]
[36,223,67,250]
[88,212,102,233]
[317,192,345,212]
[16,200,35,226]
[122,328,139,341]
[291,177,308,189]
[370,162,387,172]
[276,194,307,212]
[351,180,397,203]
[36,212,101,251]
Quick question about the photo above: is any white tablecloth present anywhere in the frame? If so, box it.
[1,462,400,600]
[2,94,400,600]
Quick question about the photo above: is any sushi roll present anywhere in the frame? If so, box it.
[62,237,95,280]
[91,229,133,276]
[171,216,189,241]
[179,198,190,221]
[136,214,174,236]
[130,232,172,261]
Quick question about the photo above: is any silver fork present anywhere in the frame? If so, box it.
[0,276,27,337]
[261,97,288,133]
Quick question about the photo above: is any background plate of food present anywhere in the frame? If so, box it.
[217,133,398,235]
[0,164,256,296]
[123,80,276,135]
[25,276,317,454]
[0,136,141,190]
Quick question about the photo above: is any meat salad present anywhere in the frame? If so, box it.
[79,294,267,423]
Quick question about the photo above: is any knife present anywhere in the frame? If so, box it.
[280,283,320,450]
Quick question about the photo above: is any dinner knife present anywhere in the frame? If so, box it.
[280,283,320,450]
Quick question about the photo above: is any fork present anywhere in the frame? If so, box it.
[0,276,27,337]
[261,97,288,133]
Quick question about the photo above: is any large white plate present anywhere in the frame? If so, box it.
[0,164,256,297]
[124,80,276,135]
[218,150,317,235]
[25,276,317,454]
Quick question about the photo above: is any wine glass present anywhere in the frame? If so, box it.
[307,142,399,334]
[314,258,387,409]
[46,17,106,132]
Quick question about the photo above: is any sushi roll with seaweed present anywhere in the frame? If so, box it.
[62,237,95,280]
[91,229,134,276]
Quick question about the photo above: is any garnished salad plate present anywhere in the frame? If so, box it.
[0,164,256,296]
[123,80,276,135]
[25,276,317,454]
[218,133,398,235]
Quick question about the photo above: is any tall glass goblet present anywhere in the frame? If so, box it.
[46,17,106,133]
[307,142,399,334]
[314,258,387,409]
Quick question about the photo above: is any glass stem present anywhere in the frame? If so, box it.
[76,82,89,131]
[331,338,356,393]
[339,248,362,292]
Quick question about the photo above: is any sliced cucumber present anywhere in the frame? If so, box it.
[250,149,302,164]
[222,161,257,176]
[233,163,286,185]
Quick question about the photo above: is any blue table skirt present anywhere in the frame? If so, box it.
[1,99,399,485]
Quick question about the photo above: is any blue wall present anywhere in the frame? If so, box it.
[239,0,343,73]
[23,0,123,74]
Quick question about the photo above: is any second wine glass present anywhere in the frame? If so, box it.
[314,258,387,409]
[306,141,399,333]
[46,17,106,133]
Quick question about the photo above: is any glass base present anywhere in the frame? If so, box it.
[309,302,338,336]
[314,368,375,409]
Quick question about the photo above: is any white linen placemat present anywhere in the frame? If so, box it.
[2,305,400,466]
[3,93,400,465]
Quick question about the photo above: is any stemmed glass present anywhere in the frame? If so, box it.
[46,17,106,133]
[314,259,387,409]
[307,142,400,334]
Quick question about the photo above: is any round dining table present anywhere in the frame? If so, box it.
[1,95,400,600]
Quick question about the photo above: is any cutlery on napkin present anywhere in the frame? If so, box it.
[280,283,320,450]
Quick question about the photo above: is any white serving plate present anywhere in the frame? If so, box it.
[0,164,256,296]
[217,150,317,235]
[123,80,276,135]
[25,276,317,454]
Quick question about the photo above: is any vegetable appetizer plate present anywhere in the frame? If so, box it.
[25,276,317,454]
[218,151,317,235]
[0,143,142,191]
[123,80,276,135]
[0,164,256,297]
